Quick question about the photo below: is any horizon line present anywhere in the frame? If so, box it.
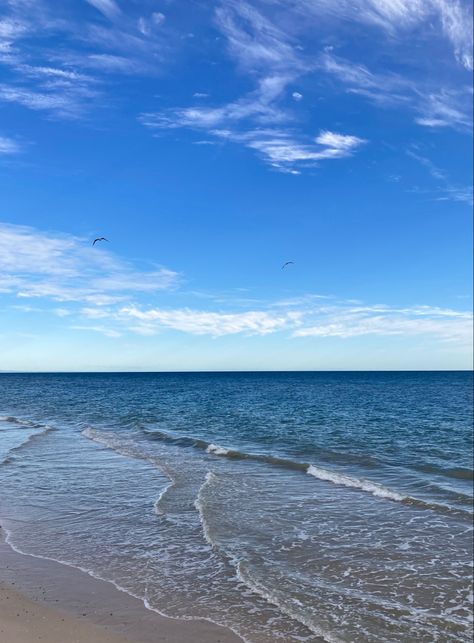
[0,369,472,374]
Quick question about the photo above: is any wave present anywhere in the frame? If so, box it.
[0,415,45,428]
[87,426,472,516]
[82,427,179,521]
[0,418,55,465]
[307,465,405,502]
[415,463,474,481]
[82,427,166,472]
[196,474,336,643]
[143,428,429,508]
[206,444,231,456]
[195,472,430,642]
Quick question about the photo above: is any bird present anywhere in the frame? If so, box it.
[92,237,109,246]
[281,261,295,269]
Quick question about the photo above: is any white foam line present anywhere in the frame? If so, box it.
[153,477,175,516]
[306,464,406,502]
[194,471,218,549]
[235,562,340,643]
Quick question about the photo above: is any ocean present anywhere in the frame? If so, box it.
[0,371,472,642]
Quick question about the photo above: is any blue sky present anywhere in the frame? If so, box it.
[0,0,472,371]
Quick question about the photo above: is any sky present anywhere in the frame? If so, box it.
[0,0,472,371]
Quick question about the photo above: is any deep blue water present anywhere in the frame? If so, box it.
[0,372,472,642]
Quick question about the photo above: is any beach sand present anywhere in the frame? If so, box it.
[0,530,242,643]
[0,583,136,643]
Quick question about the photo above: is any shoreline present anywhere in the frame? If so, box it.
[0,528,242,643]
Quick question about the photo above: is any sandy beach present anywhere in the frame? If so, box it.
[0,530,241,643]
[0,583,136,643]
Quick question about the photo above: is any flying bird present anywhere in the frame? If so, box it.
[92,237,109,246]
[281,261,295,269]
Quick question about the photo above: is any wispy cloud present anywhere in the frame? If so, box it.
[293,303,472,343]
[432,0,474,70]
[139,0,471,170]
[0,222,179,303]
[76,297,472,344]
[140,0,317,170]
[0,135,21,154]
[213,128,366,172]
[407,149,473,205]
[0,82,100,118]
[0,0,471,178]
[71,324,122,338]
[278,0,473,70]
[119,306,299,337]
[139,4,367,173]
[320,52,472,132]
[85,0,122,21]
[1,222,470,346]
[0,0,167,120]
[141,110,366,171]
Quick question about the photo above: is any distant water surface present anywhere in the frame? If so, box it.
[0,372,472,642]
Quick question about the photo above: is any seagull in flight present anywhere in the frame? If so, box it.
[92,237,109,246]
[281,261,295,269]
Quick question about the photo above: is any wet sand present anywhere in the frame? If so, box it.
[0,530,242,643]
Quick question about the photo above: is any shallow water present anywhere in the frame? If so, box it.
[0,372,472,642]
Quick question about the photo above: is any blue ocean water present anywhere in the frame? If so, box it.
[0,372,472,642]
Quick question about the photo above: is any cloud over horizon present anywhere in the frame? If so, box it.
[1,222,471,348]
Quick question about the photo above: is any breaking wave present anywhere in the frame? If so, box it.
[306,465,405,501]
[82,426,473,516]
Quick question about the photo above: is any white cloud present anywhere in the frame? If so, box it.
[152,12,166,26]
[1,223,469,347]
[215,0,304,75]
[432,0,474,70]
[276,0,473,70]
[0,0,166,120]
[84,54,136,73]
[139,1,315,170]
[292,91,303,101]
[0,17,30,41]
[119,306,299,337]
[17,65,94,83]
[86,0,121,21]
[407,149,473,205]
[71,297,472,345]
[0,222,179,303]
[141,109,366,171]
[293,304,472,343]
[320,52,472,132]
[314,130,366,156]
[71,324,122,338]
[0,135,21,154]
[436,185,473,205]
[414,90,473,131]
[204,128,366,170]
[137,12,165,36]
[0,83,100,118]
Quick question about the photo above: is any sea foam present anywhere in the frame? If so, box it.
[306,464,406,501]
[206,444,230,456]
